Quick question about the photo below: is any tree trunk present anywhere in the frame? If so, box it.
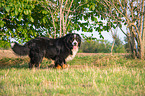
[142,15,145,59]
[140,0,145,59]
[62,12,66,36]
[130,27,137,59]
[111,39,115,55]
[59,0,63,37]
[129,39,136,58]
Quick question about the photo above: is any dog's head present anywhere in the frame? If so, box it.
[64,33,81,49]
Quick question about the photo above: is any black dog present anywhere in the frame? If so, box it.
[11,33,81,69]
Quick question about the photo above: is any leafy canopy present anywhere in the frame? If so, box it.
[1,0,110,43]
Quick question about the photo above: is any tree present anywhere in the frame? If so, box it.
[39,0,90,37]
[1,0,109,44]
[99,0,145,59]
[110,28,117,54]
[29,0,111,38]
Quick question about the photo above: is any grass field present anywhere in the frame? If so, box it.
[0,52,145,96]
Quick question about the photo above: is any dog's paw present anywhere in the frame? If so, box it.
[62,64,69,69]
[56,65,62,69]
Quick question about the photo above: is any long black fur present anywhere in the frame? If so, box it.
[12,33,81,68]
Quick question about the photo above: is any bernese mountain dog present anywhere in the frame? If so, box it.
[11,33,81,69]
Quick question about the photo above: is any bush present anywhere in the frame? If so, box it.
[0,40,10,50]
[79,40,111,53]
[79,39,126,53]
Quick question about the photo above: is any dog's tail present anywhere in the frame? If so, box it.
[11,42,29,56]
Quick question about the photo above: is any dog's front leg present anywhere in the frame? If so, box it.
[54,57,62,69]
[62,59,68,69]
[54,57,68,69]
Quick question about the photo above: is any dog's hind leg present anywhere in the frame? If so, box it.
[29,59,35,69]
[29,57,42,69]
[29,48,44,69]
[34,54,43,69]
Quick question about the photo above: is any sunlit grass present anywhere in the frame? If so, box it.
[0,54,145,95]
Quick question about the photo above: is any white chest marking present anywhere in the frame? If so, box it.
[11,43,15,48]
[66,47,78,61]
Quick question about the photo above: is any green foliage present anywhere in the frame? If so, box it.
[0,0,52,43]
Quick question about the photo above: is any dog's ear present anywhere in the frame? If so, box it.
[78,41,81,47]
[76,34,81,47]
[64,34,72,43]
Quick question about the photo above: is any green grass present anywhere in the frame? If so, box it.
[0,54,145,96]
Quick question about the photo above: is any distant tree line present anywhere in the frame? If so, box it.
[79,36,127,53]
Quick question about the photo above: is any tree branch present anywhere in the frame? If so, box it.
[104,0,130,25]
[59,0,63,37]
[117,0,124,12]
[47,6,57,37]
[139,0,144,36]
[119,26,128,37]
[64,0,74,34]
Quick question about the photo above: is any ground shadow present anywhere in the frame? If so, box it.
[0,57,55,69]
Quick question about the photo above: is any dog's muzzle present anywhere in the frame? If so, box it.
[72,40,78,46]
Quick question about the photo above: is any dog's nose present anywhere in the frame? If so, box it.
[72,40,78,46]
[74,42,77,46]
